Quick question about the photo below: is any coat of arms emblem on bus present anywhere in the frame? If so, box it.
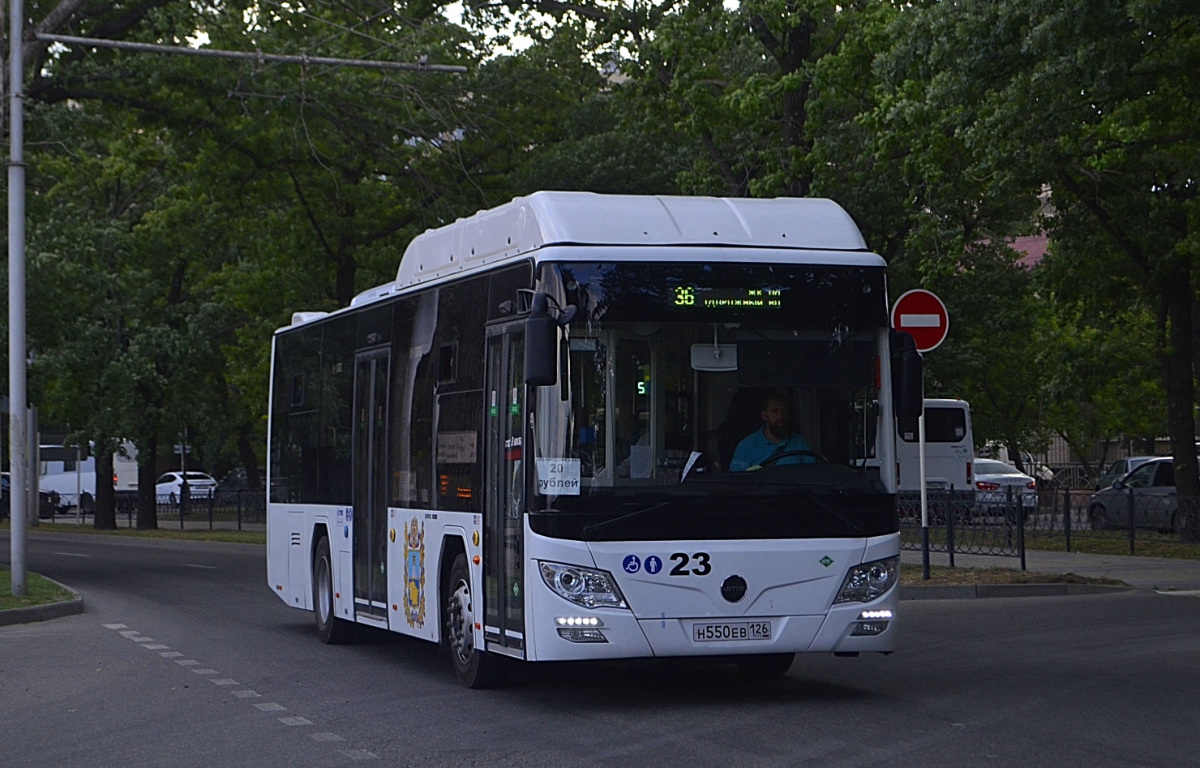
[404,517,426,628]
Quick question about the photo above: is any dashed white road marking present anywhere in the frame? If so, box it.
[310,733,345,742]
[254,702,286,712]
[183,563,218,570]
[1156,589,1200,596]
[54,552,91,557]
[104,621,369,760]
[342,750,379,760]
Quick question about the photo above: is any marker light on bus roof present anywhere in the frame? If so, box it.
[539,561,628,609]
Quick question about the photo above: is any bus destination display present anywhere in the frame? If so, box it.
[673,286,783,309]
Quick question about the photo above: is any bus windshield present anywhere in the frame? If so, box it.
[529,261,895,540]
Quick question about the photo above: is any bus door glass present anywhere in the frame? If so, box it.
[352,350,390,619]
[485,323,525,651]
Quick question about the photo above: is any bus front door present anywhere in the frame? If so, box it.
[352,350,390,621]
[484,323,525,655]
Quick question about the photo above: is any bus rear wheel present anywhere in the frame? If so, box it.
[445,553,504,688]
[313,535,355,644]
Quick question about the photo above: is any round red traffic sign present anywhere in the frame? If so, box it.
[891,289,949,352]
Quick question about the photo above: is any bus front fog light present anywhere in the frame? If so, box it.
[851,608,892,635]
[851,621,889,636]
[555,618,607,642]
[557,627,608,643]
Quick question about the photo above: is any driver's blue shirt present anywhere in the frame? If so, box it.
[730,429,812,471]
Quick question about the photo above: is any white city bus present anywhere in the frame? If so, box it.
[266,192,922,687]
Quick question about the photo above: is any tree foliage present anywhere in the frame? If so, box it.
[4,0,1199,531]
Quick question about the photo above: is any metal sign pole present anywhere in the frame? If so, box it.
[919,410,930,580]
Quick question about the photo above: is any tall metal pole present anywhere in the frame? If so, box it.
[8,0,28,596]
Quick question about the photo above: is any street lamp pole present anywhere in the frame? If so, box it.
[8,0,28,597]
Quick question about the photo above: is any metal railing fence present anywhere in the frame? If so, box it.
[34,490,266,530]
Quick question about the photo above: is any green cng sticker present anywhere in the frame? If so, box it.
[820,556,834,568]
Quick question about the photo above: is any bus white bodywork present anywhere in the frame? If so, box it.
[267,192,919,686]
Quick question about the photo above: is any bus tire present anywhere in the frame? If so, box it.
[735,653,795,679]
[313,535,355,644]
[445,553,504,688]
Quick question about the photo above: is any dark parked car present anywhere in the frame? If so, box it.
[216,467,266,495]
[1088,457,1193,532]
[1,472,61,519]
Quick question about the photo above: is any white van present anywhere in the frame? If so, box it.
[38,442,139,511]
[895,398,974,492]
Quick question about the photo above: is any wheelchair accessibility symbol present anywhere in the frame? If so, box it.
[623,555,641,573]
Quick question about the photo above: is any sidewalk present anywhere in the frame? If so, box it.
[902,547,1200,596]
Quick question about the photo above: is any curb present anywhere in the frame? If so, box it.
[0,577,84,627]
[901,583,1130,600]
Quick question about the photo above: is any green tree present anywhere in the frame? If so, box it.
[872,1,1199,522]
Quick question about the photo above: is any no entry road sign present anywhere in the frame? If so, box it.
[891,289,949,353]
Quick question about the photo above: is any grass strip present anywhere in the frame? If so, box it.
[900,563,1124,587]
[0,569,76,611]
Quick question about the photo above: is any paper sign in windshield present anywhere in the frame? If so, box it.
[536,459,581,495]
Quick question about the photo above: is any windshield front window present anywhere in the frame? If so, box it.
[528,261,895,539]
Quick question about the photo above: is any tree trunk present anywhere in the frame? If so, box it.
[236,427,262,493]
[136,436,159,530]
[1161,262,1199,541]
[93,448,117,530]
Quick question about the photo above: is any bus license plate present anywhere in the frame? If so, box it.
[692,621,772,642]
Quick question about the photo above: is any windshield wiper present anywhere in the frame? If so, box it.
[582,501,672,538]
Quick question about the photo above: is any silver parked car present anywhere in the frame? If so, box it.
[1088,457,1192,532]
[972,459,1037,516]
[1097,455,1158,490]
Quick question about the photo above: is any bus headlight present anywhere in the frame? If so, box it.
[538,561,627,609]
[834,556,898,604]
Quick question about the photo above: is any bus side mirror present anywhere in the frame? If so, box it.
[890,331,923,419]
[525,293,564,387]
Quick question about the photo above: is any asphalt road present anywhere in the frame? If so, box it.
[2,532,1198,767]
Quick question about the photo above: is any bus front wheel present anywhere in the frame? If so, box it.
[445,553,504,688]
[313,535,355,644]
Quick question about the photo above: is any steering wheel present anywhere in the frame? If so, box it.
[758,450,827,467]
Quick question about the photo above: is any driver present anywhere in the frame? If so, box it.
[730,392,814,471]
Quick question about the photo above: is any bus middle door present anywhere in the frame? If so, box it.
[484,321,526,656]
[352,349,390,623]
